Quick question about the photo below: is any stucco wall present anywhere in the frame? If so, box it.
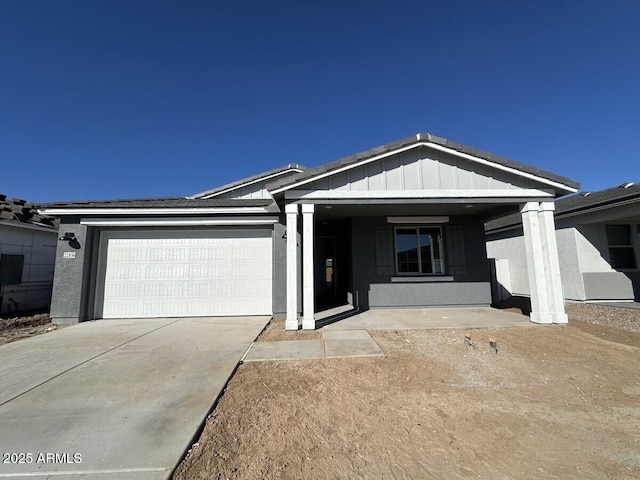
[574,224,613,273]
[0,224,57,314]
[351,217,491,308]
[486,226,586,300]
[50,221,96,324]
[574,223,639,300]
[485,227,529,296]
[487,217,640,301]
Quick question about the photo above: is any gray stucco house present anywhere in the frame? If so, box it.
[40,133,579,328]
[487,183,640,302]
[1,195,58,315]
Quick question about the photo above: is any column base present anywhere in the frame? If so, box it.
[530,312,554,324]
[302,318,315,330]
[552,313,569,324]
[285,319,299,331]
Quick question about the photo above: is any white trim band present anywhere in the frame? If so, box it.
[40,207,276,216]
[285,189,554,200]
[80,216,279,226]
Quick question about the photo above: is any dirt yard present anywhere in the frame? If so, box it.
[0,313,65,345]
[174,303,640,480]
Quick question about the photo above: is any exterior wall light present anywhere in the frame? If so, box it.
[59,232,76,241]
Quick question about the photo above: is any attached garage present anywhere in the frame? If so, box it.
[95,229,272,318]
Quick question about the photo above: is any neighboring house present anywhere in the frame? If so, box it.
[40,133,579,327]
[0,194,58,315]
[486,183,640,303]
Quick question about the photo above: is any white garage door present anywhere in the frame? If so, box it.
[95,230,272,318]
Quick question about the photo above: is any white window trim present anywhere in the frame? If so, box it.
[393,225,445,276]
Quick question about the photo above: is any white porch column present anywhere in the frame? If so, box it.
[302,204,315,330]
[521,202,552,324]
[285,204,299,330]
[539,202,568,324]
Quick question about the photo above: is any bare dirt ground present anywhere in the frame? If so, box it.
[0,313,66,345]
[174,303,640,480]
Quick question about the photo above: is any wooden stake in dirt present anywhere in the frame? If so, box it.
[464,333,475,349]
[489,338,498,354]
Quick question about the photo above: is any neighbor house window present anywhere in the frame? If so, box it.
[395,227,444,274]
[606,224,637,269]
[0,254,24,285]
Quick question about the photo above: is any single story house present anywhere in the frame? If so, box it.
[40,133,579,328]
[486,182,640,302]
[0,194,58,315]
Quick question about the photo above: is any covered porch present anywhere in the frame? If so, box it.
[283,199,566,330]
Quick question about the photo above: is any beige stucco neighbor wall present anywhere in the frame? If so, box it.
[485,226,586,301]
[485,230,529,296]
[574,224,637,300]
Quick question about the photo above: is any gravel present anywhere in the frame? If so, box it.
[565,302,640,332]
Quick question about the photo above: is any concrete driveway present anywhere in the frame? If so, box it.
[0,316,269,479]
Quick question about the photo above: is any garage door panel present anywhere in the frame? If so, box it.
[97,230,272,318]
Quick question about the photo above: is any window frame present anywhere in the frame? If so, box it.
[393,225,445,276]
[605,224,638,270]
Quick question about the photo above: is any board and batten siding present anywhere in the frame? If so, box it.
[305,148,544,192]
[352,217,491,308]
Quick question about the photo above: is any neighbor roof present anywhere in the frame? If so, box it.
[267,133,581,193]
[0,194,59,230]
[485,182,640,232]
[190,164,307,199]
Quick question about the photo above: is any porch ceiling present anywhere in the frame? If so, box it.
[311,202,521,222]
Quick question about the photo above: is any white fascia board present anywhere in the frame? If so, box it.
[80,216,279,227]
[40,206,274,216]
[270,142,578,195]
[285,189,555,200]
[423,142,578,194]
[192,168,305,199]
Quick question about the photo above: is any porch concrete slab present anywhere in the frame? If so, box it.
[0,316,269,479]
[320,307,531,331]
[323,330,384,358]
[244,339,325,362]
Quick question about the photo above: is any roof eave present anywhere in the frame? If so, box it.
[268,139,579,196]
[190,164,307,199]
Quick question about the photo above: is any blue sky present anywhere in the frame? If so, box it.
[1,1,638,203]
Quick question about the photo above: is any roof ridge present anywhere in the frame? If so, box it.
[266,133,580,192]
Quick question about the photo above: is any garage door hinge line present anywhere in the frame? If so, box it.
[0,319,181,408]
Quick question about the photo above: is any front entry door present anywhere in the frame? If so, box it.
[315,236,337,308]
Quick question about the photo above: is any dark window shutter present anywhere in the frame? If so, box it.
[445,225,466,275]
[374,226,394,276]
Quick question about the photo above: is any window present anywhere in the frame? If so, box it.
[0,254,24,285]
[395,226,443,274]
[606,225,637,269]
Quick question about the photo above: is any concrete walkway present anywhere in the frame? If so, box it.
[244,307,530,363]
[244,329,384,362]
[0,316,269,480]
